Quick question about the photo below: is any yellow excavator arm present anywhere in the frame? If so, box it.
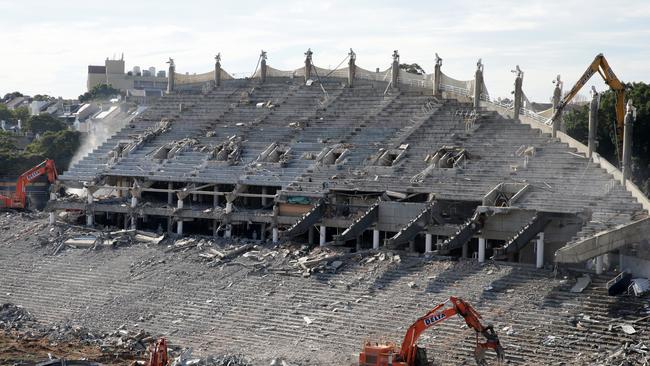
[551,54,626,160]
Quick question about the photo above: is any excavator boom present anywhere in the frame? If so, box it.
[359,296,504,366]
[550,54,626,161]
[0,159,58,209]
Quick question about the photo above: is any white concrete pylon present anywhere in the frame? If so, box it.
[272,227,279,243]
[319,225,326,246]
[225,224,232,238]
[595,255,604,275]
[177,199,184,235]
[49,192,56,225]
[130,196,138,229]
[536,232,545,269]
[85,188,93,227]
[373,229,380,249]
[425,233,433,253]
[478,237,486,263]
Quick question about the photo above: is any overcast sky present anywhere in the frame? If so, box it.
[1,0,648,102]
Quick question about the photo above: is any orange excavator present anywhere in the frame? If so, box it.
[0,159,58,209]
[147,338,168,366]
[359,296,505,366]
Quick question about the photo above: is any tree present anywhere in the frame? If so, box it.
[79,84,121,103]
[25,130,81,170]
[0,104,12,122]
[2,91,23,102]
[13,106,30,123]
[33,94,52,102]
[0,131,16,152]
[399,63,426,75]
[24,114,67,135]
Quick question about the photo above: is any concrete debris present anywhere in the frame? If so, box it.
[631,278,650,297]
[303,316,313,325]
[570,274,592,293]
[0,303,35,330]
[620,324,637,335]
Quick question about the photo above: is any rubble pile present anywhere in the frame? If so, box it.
[0,303,35,330]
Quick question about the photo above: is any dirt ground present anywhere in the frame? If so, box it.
[0,331,139,365]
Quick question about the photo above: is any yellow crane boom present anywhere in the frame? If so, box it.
[550,53,626,160]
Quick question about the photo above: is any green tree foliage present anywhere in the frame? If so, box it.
[2,91,23,102]
[13,106,30,123]
[79,84,120,103]
[0,131,17,152]
[0,104,12,122]
[564,82,650,195]
[399,63,426,75]
[24,114,67,135]
[25,130,81,170]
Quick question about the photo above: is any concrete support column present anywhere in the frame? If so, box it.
[260,50,267,83]
[272,227,279,244]
[622,101,636,185]
[49,192,56,225]
[462,242,469,258]
[226,201,233,214]
[213,186,219,207]
[308,226,315,245]
[176,198,184,235]
[85,188,93,227]
[167,58,175,93]
[552,75,563,136]
[595,255,604,275]
[408,240,416,252]
[304,48,313,82]
[356,235,362,251]
[167,182,173,205]
[348,49,356,88]
[261,187,268,207]
[425,233,433,253]
[260,223,266,241]
[224,224,231,238]
[513,66,523,122]
[619,252,625,272]
[478,237,486,263]
[373,229,380,249]
[473,59,483,110]
[214,53,222,87]
[391,50,399,89]
[319,225,326,246]
[588,88,599,159]
[433,54,442,97]
[130,196,137,229]
[535,232,545,269]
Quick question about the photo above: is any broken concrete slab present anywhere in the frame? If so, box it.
[570,274,592,293]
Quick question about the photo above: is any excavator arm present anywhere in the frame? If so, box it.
[398,296,504,365]
[550,54,626,160]
[0,159,58,209]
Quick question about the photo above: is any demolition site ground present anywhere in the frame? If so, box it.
[0,212,649,365]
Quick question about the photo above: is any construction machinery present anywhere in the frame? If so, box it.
[0,159,58,209]
[550,53,626,160]
[359,296,505,366]
[147,338,169,366]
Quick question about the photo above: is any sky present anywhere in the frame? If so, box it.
[1,0,649,102]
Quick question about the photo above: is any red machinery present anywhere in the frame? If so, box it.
[0,159,58,209]
[147,338,169,366]
[359,296,505,366]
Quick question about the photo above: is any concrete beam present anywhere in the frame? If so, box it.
[555,217,650,263]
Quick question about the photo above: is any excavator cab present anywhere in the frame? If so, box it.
[359,343,430,366]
